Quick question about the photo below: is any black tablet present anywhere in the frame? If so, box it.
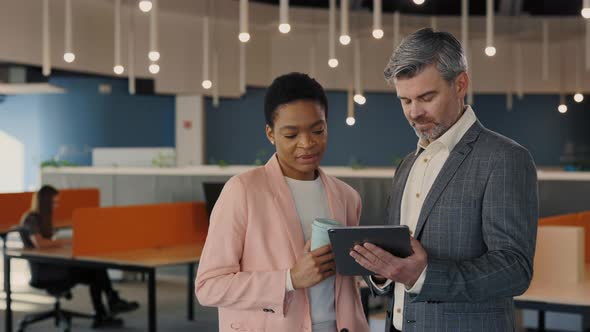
[328,225,412,276]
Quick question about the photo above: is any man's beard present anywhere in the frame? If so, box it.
[412,122,448,141]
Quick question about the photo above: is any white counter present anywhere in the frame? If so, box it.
[42,166,590,181]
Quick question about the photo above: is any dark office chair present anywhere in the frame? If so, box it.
[202,182,226,221]
[13,227,93,332]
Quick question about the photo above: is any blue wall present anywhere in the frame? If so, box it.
[2,77,589,190]
[206,88,590,167]
[0,76,175,189]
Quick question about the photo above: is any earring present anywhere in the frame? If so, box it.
[270,141,275,145]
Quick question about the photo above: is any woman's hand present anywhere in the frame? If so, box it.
[290,240,336,289]
[32,234,71,249]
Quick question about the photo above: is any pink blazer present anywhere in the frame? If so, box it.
[196,155,369,332]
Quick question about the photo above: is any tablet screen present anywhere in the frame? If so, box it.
[328,226,412,276]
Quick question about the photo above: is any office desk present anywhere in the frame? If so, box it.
[3,243,204,332]
[1,221,72,251]
[515,264,590,332]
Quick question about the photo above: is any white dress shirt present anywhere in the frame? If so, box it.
[372,106,477,330]
[284,176,337,332]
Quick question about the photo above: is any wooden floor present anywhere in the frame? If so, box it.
[0,256,583,331]
[0,259,388,332]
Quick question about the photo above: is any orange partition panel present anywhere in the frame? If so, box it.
[73,202,208,256]
[54,188,100,227]
[534,226,585,283]
[539,211,589,263]
[539,212,583,225]
[0,188,100,229]
[0,192,33,227]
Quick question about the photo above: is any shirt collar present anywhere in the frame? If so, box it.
[414,105,477,155]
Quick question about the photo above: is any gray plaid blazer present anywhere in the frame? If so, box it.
[368,121,538,332]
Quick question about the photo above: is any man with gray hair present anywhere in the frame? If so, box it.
[350,28,538,331]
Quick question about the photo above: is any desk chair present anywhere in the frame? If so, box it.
[12,227,93,332]
[203,182,226,222]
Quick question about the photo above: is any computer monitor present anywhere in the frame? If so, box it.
[202,182,226,222]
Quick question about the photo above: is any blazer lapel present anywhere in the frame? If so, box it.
[414,122,483,238]
[265,155,306,258]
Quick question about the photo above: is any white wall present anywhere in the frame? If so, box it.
[175,95,204,166]
[92,147,175,167]
[0,131,25,192]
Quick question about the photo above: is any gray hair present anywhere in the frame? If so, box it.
[384,28,467,85]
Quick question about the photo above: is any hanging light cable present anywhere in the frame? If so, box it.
[42,0,51,76]
[558,38,567,114]
[202,16,212,89]
[63,0,75,63]
[542,20,549,80]
[506,89,513,111]
[515,43,524,99]
[372,0,383,39]
[340,0,350,45]
[148,0,160,76]
[586,18,590,70]
[462,0,474,104]
[278,0,290,33]
[467,43,474,105]
[558,95,568,113]
[114,0,124,74]
[148,0,159,61]
[239,42,246,95]
[213,51,219,107]
[430,16,437,31]
[506,19,513,111]
[212,2,219,98]
[238,0,246,94]
[485,0,495,56]
[128,1,136,94]
[346,84,356,126]
[461,0,468,51]
[328,0,338,68]
[309,13,317,77]
[239,0,250,42]
[353,39,366,105]
[393,11,400,48]
[575,43,584,102]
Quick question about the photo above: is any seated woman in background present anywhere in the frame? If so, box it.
[20,185,139,328]
[196,72,369,332]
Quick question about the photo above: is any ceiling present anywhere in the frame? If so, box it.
[249,0,585,17]
[106,0,589,37]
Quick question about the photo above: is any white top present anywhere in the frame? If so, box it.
[284,176,336,331]
[372,106,477,330]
